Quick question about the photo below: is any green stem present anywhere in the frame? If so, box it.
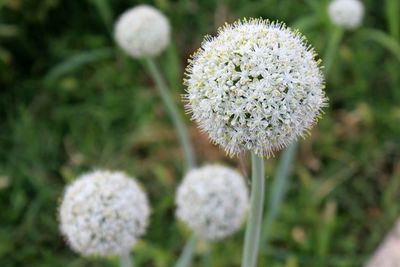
[201,243,211,267]
[386,0,399,40]
[241,152,265,267]
[261,142,298,245]
[145,58,196,171]
[120,253,133,267]
[174,236,198,267]
[323,27,344,75]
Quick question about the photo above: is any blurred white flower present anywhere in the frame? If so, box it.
[184,19,326,157]
[59,170,150,257]
[328,0,364,29]
[176,165,249,241]
[114,5,170,58]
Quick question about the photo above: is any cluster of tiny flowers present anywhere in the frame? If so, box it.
[328,0,364,30]
[114,5,170,58]
[176,165,249,241]
[59,170,150,257]
[184,19,326,157]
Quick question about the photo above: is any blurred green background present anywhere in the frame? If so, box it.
[1,0,400,266]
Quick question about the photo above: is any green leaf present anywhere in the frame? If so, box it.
[291,15,320,32]
[386,0,400,40]
[88,0,113,32]
[44,48,114,87]
[360,28,400,62]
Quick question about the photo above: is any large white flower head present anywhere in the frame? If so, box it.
[328,0,364,30]
[59,170,150,257]
[114,5,170,58]
[176,165,249,241]
[184,19,327,157]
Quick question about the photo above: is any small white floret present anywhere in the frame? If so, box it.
[59,170,150,257]
[176,165,249,241]
[114,5,170,58]
[328,0,364,29]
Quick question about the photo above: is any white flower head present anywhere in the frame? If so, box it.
[328,0,365,29]
[59,170,150,257]
[114,5,170,58]
[176,165,249,241]
[184,19,327,157]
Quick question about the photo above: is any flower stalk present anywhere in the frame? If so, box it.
[145,57,196,171]
[174,235,198,267]
[120,253,133,267]
[241,152,265,267]
[261,141,298,245]
[323,26,344,74]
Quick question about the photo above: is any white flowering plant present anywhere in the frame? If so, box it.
[114,5,171,58]
[183,18,327,267]
[185,19,327,157]
[328,0,365,30]
[59,170,150,257]
[176,165,249,241]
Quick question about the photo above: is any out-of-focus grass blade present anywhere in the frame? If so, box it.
[291,15,319,32]
[323,27,344,75]
[316,200,337,265]
[164,42,182,93]
[305,0,320,12]
[304,0,330,27]
[386,0,399,40]
[44,48,114,87]
[261,142,298,245]
[0,46,11,63]
[360,29,400,62]
[0,24,19,37]
[88,0,113,32]
[173,236,198,267]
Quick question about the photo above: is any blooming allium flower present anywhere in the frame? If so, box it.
[176,165,249,241]
[184,19,326,157]
[328,0,364,29]
[59,170,150,256]
[114,5,170,58]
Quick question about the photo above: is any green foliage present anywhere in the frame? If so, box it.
[1,0,400,267]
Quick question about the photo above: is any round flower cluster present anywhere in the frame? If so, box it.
[59,170,150,257]
[184,19,326,157]
[176,165,249,241]
[114,5,170,58]
[328,0,364,30]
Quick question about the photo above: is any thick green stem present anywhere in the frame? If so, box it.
[261,142,298,245]
[145,58,196,171]
[323,27,344,75]
[241,152,265,267]
[120,253,133,267]
[201,243,211,267]
[174,236,198,267]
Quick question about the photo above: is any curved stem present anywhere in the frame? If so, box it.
[174,235,198,267]
[323,27,344,75]
[145,58,196,171]
[261,142,298,245]
[120,253,133,267]
[241,152,265,267]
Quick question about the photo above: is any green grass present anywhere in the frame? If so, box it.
[1,0,400,266]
